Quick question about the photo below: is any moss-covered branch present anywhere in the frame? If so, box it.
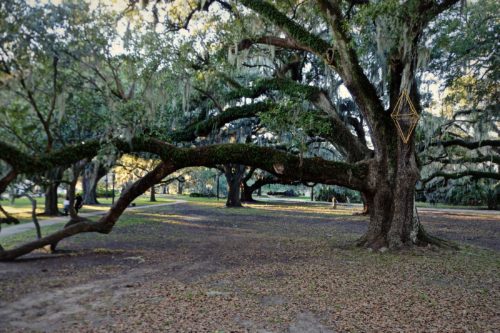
[239,0,331,57]
[0,140,101,175]
[225,77,371,161]
[122,138,369,191]
[1,138,369,260]
[426,139,500,150]
[169,101,273,142]
[226,77,320,101]
[421,170,500,185]
[241,0,386,156]
[424,155,500,165]
[238,36,315,53]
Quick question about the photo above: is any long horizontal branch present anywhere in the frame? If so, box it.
[0,138,369,260]
[1,136,369,191]
[122,138,369,191]
[0,140,101,175]
[421,170,500,185]
[427,139,500,150]
[425,155,500,165]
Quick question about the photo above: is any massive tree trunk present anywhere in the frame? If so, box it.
[358,140,421,249]
[223,164,245,207]
[82,161,106,205]
[241,183,256,202]
[236,0,463,251]
[43,168,63,216]
[240,167,257,202]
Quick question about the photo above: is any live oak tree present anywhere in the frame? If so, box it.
[0,0,498,260]
[228,0,492,249]
[417,0,499,208]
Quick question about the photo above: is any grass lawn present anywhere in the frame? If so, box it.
[0,199,498,332]
[0,195,174,225]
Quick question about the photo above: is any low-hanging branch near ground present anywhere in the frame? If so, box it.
[2,0,486,257]
[0,137,369,260]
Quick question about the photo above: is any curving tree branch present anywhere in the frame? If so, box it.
[0,137,370,260]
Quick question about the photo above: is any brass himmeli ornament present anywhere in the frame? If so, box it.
[391,90,420,144]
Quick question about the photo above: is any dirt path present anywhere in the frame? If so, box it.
[0,200,186,238]
[0,200,498,332]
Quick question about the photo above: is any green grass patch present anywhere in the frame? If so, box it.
[0,195,174,225]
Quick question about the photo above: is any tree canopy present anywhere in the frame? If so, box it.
[0,0,498,260]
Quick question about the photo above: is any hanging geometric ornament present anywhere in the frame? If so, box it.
[391,90,420,144]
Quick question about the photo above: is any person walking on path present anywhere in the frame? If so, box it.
[63,196,70,216]
[74,194,83,214]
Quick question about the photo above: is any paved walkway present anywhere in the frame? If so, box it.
[0,200,186,238]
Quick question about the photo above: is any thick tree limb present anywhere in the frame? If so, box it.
[122,138,369,191]
[0,140,101,175]
[315,0,388,155]
[0,162,176,261]
[1,136,369,192]
[226,78,371,160]
[0,138,370,260]
[421,170,500,185]
[426,139,500,150]
[424,155,500,165]
[169,102,272,142]
[239,0,331,58]
[240,1,387,156]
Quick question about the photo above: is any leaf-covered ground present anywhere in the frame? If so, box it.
[0,200,498,332]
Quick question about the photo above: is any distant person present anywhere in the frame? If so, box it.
[74,194,83,214]
[331,196,337,209]
[63,195,70,216]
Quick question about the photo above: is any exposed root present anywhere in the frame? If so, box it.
[416,224,460,250]
[357,225,459,251]
[356,234,387,250]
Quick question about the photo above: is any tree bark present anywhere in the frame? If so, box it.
[0,161,176,261]
[82,161,106,205]
[177,180,184,195]
[0,169,17,196]
[223,164,245,207]
[241,183,256,202]
[25,194,41,239]
[42,167,64,216]
[150,186,156,202]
